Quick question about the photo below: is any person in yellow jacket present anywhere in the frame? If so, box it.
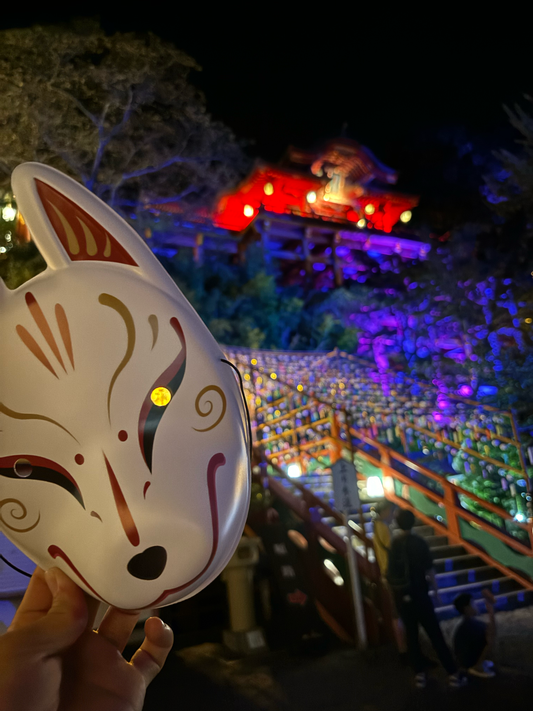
[372,500,396,575]
[371,500,407,655]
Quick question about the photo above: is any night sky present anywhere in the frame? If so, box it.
[1,8,531,194]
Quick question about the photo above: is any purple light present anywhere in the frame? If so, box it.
[336,246,350,258]
[458,385,473,397]
[313,263,326,271]
[300,270,306,276]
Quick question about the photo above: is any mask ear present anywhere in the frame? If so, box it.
[11,162,173,287]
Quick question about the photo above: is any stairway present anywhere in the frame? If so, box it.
[414,523,533,620]
[323,509,533,622]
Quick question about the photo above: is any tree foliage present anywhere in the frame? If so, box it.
[482,97,533,269]
[0,20,248,211]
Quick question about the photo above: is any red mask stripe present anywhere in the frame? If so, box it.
[104,455,140,547]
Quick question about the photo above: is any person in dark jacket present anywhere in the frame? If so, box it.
[387,508,464,688]
[453,589,496,678]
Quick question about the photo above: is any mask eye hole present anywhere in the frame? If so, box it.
[150,387,172,407]
[14,459,33,478]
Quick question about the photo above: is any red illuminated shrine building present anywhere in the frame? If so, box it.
[145,138,427,286]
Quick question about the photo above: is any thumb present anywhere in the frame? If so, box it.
[28,568,88,656]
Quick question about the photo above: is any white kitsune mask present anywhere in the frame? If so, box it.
[0,163,250,610]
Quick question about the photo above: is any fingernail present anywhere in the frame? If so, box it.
[45,568,59,596]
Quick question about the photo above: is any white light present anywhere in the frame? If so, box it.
[2,204,17,222]
[264,182,274,195]
[287,463,302,479]
[514,512,526,522]
[357,218,366,228]
[367,476,384,498]
[324,559,344,586]
[306,191,317,204]
[243,204,254,217]
[364,204,375,215]
[400,210,412,223]
[0,246,6,254]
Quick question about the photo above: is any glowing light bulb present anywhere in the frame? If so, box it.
[2,204,17,222]
[357,218,366,228]
[287,463,301,478]
[306,191,317,204]
[297,384,304,392]
[257,376,262,384]
[270,372,277,380]
[364,204,375,215]
[251,358,257,365]
[243,204,254,217]
[367,476,384,498]
[400,210,412,223]
[264,182,274,195]
[526,318,532,324]
[244,373,251,381]
[150,387,172,406]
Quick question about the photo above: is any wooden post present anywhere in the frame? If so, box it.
[443,481,460,543]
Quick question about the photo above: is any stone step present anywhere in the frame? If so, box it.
[435,565,506,588]
[412,525,435,537]
[428,543,466,558]
[433,553,485,573]
[421,534,449,548]
[430,576,521,606]
[436,588,533,620]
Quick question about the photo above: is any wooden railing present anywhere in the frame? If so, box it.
[246,371,533,594]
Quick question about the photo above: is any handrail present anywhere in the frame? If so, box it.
[233,352,533,594]
[349,440,533,557]
[255,450,380,583]
[252,373,530,534]
[345,422,530,531]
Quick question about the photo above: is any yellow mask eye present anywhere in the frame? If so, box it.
[150,386,172,407]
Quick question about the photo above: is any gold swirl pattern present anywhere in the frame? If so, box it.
[193,385,227,432]
[0,499,41,533]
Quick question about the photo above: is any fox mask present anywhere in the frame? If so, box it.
[0,163,250,610]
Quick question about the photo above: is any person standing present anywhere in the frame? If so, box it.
[387,508,464,688]
[372,501,407,656]
[372,500,396,576]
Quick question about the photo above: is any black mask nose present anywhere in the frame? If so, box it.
[127,546,167,580]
